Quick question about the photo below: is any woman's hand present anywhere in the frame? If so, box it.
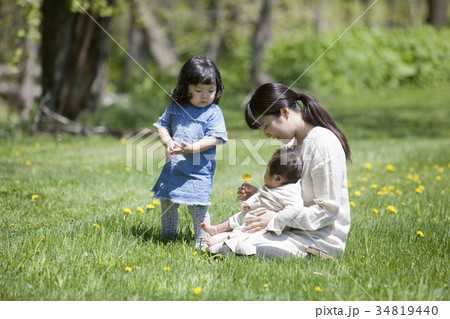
[237,183,258,201]
[243,210,277,233]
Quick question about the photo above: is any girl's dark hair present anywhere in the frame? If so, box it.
[171,56,224,104]
[268,147,302,184]
[245,83,351,162]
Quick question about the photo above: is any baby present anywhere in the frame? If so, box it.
[201,147,303,250]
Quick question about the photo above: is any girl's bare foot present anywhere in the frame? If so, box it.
[200,222,218,236]
[205,235,229,247]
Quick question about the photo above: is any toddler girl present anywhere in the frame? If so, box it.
[151,56,228,247]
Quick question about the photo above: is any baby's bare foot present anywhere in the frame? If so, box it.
[201,222,218,236]
[205,235,227,247]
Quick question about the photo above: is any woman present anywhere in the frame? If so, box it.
[218,83,352,258]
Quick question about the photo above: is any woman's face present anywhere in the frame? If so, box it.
[258,112,294,141]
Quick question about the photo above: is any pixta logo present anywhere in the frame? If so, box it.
[126,129,166,176]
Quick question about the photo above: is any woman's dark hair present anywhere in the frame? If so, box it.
[268,147,302,184]
[171,56,224,104]
[245,83,351,162]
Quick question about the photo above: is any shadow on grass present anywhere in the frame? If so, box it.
[127,222,195,245]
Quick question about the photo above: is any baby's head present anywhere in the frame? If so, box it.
[171,56,224,107]
[264,147,302,188]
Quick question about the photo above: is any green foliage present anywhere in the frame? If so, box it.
[265,26,450,95]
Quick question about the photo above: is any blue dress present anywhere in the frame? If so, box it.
[151,102,228,206]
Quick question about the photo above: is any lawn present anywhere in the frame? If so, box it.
[0,87,449,301]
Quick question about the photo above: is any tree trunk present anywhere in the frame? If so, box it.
[133,0,178,75]
[426,0,447,28]
[250,0,274,86]
[19,35,41,122]
[41,0,113,121]
[207,0,226,61]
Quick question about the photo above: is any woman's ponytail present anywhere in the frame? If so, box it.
[298,92,352,162]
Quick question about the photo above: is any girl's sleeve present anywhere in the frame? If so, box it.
[205,107,228,144]
[267,148,345,234]
[153,103,173,131]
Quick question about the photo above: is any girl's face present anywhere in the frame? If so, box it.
[188,83,216,108]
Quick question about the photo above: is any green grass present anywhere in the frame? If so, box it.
[0,87,449,300]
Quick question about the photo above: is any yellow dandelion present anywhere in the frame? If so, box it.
[418,185,425,190]
[104,170,111,175]
[15,151,20,157]
[347,179,352,188]
[415,188,423,194]
[227,190,233,195]
[401,202,406,206]
[40,235,46,242]
[314,286,323,292]
[263,283,269,288]
[120,138,127,145]
[360,187,366,191]
[152,200,160,206]
[124,208,132,214]
[137,206,144,213]
[125,167,131,172]
[125,266,132,272]
[354,191,361,196]
[163,266,171,271]
[372,184,378,189]
[92,223,100,229]
[387,205,397,214]
[25,160,31,166]
[146,204,155,210]
[10,224,15,227]
[388,185,395,191]
[193,251,197,256]
[365,163,372,170]
[386,164,395,172]
[444,284,448,288]
[362,177,368,182]
[350,201,356,207]
[193,287,202,295]
[407,174,413,180]
[416,231,424,237]
[373,209,378,214]
[438,167,444,174]
[395,190,402,195]
[31,194,39,200]
[190,228,195,236]
[436,176,441,181]
[242,173,252,182]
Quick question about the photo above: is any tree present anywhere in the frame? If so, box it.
[40,0,115,121]
[250,0,273,86]
[133,0,178,75]
[426,0,447,29]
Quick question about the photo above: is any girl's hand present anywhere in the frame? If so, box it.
[243,210,277,233]
[167,141,182,159]
[237,183,257,201]
[171,141,194,155]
